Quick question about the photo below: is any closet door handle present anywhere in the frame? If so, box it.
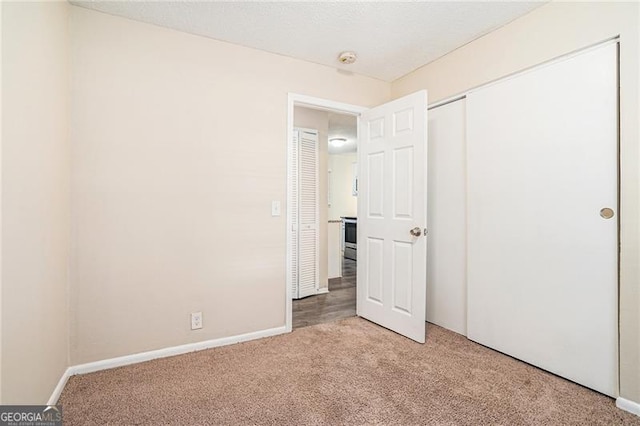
[600,208,614,219]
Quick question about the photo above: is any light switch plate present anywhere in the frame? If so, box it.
[271,201,281,216]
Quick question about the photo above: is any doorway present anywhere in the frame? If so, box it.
[292,258,357,329]
[289,100,361,329]
[285,93,367,331]
[286,92,430,342]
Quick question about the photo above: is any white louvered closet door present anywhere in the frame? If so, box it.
[292,128,319,299]
[290,130,300,298]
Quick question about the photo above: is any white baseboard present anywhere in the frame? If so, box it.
[48,325,288,404]
[316,288,329,295]
[617,397,640,417]
[47,367,72,406]
[70,326,288,376]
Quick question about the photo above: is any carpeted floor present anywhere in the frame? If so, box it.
[59,318,639,425]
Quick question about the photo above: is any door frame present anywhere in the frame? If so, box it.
[286,93,367,332]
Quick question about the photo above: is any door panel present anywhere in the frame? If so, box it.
[393,147,413,218]
[392,241,413,314]
[426,99,467,335]
[365,238,384,304]
[367,153,384,217]
[466,44,618,396]
[358,90,428,343]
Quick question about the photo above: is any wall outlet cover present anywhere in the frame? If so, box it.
[191,312,203,330]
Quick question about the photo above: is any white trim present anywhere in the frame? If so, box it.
[286,93,366,332]
[47,367,72,405]
[287,98,293,332]
[617,397,640,417]
[316,287,329,295]
[427,36,619,111]
[289,93,367,116]
[59,326,286,381]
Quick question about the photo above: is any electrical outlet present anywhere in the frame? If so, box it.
[191,312,203,330]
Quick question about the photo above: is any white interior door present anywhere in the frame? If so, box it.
[357,90,428,343]
[427,99,467,335]
[466,43,618,396]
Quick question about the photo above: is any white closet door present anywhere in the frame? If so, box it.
[427,99,467,335]
[295,128,319,299]
[467,44,618,396]
[290,130,300,297]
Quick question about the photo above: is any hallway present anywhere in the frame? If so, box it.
[292,259,356,329]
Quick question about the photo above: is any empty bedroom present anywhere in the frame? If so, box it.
[1,0,639,424]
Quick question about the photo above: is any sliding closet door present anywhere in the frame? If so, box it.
[427,100,467,335]
[467,43,618,396]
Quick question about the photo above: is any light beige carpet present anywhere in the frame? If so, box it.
[59,318,639,425]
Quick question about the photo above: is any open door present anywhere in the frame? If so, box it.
[357,91,428,343]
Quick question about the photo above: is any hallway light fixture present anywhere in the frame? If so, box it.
[329,138,347,147]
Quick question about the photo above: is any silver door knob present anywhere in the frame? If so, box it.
[410,227,422,237]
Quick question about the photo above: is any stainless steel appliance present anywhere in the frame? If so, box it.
[343,217,357,261]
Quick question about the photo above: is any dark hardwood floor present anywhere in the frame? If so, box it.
[292,258,356,329]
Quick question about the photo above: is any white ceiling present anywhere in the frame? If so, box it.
[71,1,544,82]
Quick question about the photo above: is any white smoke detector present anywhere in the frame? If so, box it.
[338,51,357,65]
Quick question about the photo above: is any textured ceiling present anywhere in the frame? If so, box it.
[71,1,544,82]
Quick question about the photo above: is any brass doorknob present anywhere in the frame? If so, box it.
[600,208,614,219]
[410,227,422,237]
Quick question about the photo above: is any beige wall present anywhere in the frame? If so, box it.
[392,1,640,403]
[0,1,4,404]
[69,7,389,364]
[328,153,358,220]
[0,2,4,404]
[294,106,329,291]
[1,1,70,403]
